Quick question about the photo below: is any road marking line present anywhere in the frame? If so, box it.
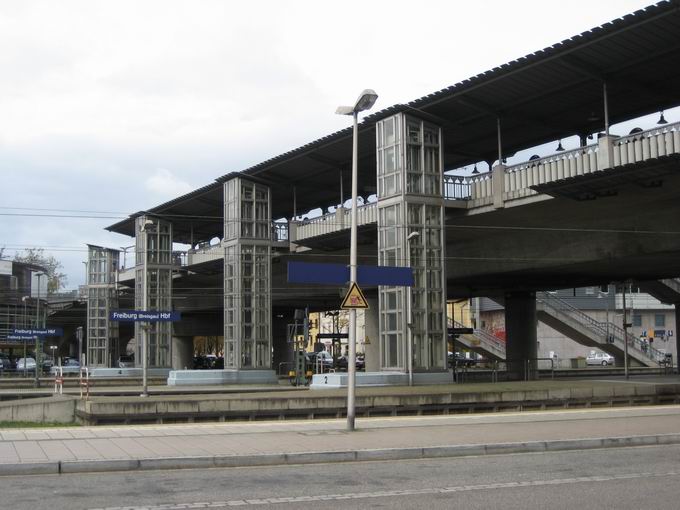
[88,470,680,509]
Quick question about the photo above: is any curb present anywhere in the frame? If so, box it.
[3,432,680,477]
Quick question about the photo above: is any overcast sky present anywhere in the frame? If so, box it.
[0,0,660,287]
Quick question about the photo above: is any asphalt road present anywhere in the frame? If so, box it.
[1,444,679,510]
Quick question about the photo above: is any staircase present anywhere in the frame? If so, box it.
[450,319,506,361]
[536,292,663,367]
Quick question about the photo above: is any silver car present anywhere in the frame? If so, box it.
[16,357,37,371]
[586,352,614,366]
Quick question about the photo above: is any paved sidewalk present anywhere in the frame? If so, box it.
[1,405,679,475]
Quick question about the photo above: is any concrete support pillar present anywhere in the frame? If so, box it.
[504,292,538,380]
[597,135,616,169]
[675,304,680,374]
[335,206,345,229]
[364,296,380,372]
[272,311,295,376]
[171,336,194,370]
[492,164,506,209]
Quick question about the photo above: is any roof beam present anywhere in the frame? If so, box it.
[305,152,346,168]
[558,54,605,81]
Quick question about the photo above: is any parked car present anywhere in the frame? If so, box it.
[16,357,37,371]
[336,354,366,371]
[51,358,81,375]
[448,351,476,368]
[655,349,673,367]
[306,351,333,371]
[41,357,54,373]
[0,353,15,371]
[586,352,614,366]
[117,355,135,368]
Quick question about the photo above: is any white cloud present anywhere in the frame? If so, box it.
[0,0,659,286]
[144,168,193,199]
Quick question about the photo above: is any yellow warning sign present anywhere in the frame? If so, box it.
[341,282,369,310]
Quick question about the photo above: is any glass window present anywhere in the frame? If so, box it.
[633,314,642,327]
[384,118,395,145]
[655,314,665,327]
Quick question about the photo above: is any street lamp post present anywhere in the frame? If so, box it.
[336,89,378,432]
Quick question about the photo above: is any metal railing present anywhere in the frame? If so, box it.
[272,221,289,242]
[536,292,666,365]
[450,319,506,357]
[452,357,554,383]
[443,175,473,200]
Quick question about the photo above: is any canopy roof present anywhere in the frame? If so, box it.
[107,0,680,243]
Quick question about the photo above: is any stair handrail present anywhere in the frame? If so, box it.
[537,292,664,364]
[451,319,505,353]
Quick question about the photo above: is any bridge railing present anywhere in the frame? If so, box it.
[443,175,472,200]
[612,120,680,167]
[294,202,378,241]
[272,221,289,242]
[504,144,599,200]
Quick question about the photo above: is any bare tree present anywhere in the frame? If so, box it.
[13,248,68,294]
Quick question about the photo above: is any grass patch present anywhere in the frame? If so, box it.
[0,421,80,429]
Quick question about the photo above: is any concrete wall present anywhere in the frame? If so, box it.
[0,396,76,423]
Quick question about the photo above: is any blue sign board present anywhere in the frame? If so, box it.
[7,335,34,342]
[109,310,181,322]
[12,328,63,337]
[287,262,413,286]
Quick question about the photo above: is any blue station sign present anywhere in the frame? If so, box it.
[11,327,63,337]
[109,310,181,322]
[287,262,414,287]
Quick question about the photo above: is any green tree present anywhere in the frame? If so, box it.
[13,248,68,294]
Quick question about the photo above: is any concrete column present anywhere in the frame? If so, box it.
[675,304,680,374]
[272,311,295,376]
[171,336,194,370]
[597,135,616,169]
[335,206,345,229]
[492,164,506,209]
[364,296,380,372]
[504,292,538,380]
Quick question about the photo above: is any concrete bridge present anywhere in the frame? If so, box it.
[93,1,680,381]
